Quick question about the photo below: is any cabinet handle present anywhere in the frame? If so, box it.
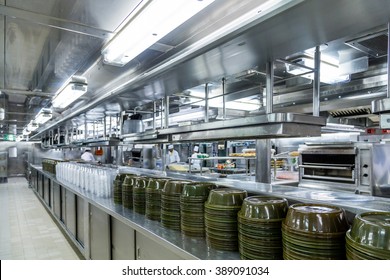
[137,247,141,259]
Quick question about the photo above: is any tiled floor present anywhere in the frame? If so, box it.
[0,177,80,260]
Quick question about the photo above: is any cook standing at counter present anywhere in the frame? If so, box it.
[167,144,180,165]
[81,148,95,162]
[191,146,201,170]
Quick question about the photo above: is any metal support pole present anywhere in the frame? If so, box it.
[313,45,321,116]
[153,101,157,130]
[164,95,169,128]
[103,116,107,137]
[205,83,210,123]
[266,61,274,114]
[388,22,390,98]
[222,78,226,119]
[255,60,274,183]
[84,119,87,140]
[255,139,272,183]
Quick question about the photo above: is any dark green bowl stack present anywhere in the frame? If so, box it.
[133,177,149,214]
[113,174,128,204]
[282,203,349,260]
[180,182,216,237]
[346,211,390,260]
[145,177,170,221]
[161,180,190,230]
[205,188,247,251]
[122,174,137,209]
[237,196,288,260]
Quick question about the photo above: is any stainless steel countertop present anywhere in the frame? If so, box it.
[31,164,390,259]
[31,165,239,260]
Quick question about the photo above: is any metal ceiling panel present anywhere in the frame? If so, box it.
[7,0,141,32]
[5,18,50,90]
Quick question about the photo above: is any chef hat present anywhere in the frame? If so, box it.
[193,146,199,152]
[168,144,174,149]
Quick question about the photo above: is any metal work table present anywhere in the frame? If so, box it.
[30,165,239,260]
[31,164,390,259]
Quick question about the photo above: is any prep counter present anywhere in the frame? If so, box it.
[29,164,390,260]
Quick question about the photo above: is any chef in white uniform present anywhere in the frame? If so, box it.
[191,146,201,170]
[81,148,95,162]
[167,144,180,165]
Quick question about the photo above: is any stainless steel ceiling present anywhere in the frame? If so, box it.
[0,0,390,139]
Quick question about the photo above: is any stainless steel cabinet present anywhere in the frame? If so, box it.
[111,218,135,260]
[65,189,76,238]
[38,172,43,198]
[76,196,85,247]
[135,232,185,260]
[43,177,51,207]
[90,204,111,260]
[52,182,61,219]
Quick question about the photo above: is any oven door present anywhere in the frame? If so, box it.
[298,147,357,190]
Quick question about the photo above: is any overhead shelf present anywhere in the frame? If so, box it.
[163,113,326,142]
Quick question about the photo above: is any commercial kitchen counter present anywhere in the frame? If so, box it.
[29,164,390,260]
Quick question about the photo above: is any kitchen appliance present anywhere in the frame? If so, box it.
[298,142,372,195]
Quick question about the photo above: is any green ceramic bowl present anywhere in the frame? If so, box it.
[349,211,390,251]
[206,189,247,207]
[162,180,190,195]
[239,196,288,220]
[181,182,216,197]
[284,203,349,234]
[123,174,138,185]
[133,177,148,189]
[147,178,170,190]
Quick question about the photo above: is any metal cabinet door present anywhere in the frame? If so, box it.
[43,177,51,207]
[65,189,76,238]
[111,218,135,260]
[135,232,185,260]
[76,196,85,247]
[52,182,61,219]
[89,204,111,260]
[38,173,43,197]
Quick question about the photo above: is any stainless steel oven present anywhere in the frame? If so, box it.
[298,143,372,195]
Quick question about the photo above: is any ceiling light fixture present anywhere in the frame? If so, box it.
[51,76,88,109]
[285,57,350,84]
[34,108,52,124]
[102,0,215,67]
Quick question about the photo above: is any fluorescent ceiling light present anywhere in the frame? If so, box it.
[34,108,52,124]
[52,80,88,109]
[286,57,350,84]
[102,0,215,66]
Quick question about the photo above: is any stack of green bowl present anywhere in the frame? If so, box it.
[133,177,149,214]
[180,182,216,237]
[122,174,138,209]
[282,203,349,260]
[145,177,170,221]
[238,196,288,260]
[346,212,390,260]
[113,174,128,204]
[205,188,247,251]
[161,180,190,230]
